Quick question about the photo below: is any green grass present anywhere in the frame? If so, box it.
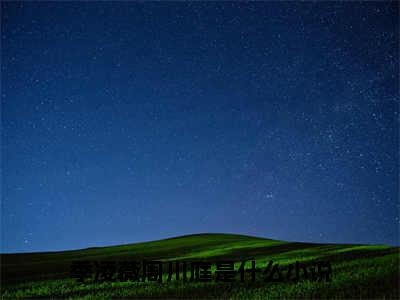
[1,233,399,299]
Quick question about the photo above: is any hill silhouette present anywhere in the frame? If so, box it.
[1,233,399,299]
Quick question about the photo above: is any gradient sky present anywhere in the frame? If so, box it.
[1,2,399,253]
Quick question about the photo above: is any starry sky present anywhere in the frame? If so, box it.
[1,2,399,253]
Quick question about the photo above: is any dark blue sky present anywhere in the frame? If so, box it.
[1,2,399,253]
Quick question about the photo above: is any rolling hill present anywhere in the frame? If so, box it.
[1,233,399,299]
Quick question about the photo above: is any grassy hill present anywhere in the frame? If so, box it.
[1,233,399,299]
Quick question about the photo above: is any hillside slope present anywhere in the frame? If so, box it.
[1,233,399,299]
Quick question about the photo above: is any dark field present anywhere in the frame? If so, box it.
[1,233,399,299]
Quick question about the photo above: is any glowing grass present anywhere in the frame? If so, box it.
[1,233,399,299]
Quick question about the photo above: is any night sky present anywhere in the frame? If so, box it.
[1,2,399,253]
